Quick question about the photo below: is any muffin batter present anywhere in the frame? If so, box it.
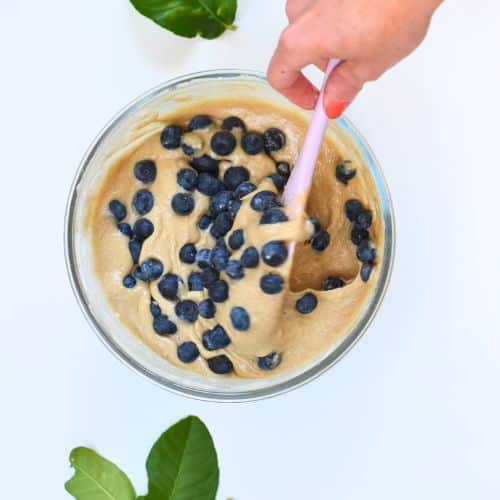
[86,99,382,378]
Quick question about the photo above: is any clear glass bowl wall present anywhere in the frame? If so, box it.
[65,70,395,401]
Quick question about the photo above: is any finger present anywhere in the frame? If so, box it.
[267,23,323,108]
[267,57,319,109]
[323,61,365,118]
[269,24,322,87]
[285,0,314,21]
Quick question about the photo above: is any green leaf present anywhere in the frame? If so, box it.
[130,0,237,39]
[65,447,136,500]
[139,416,219,500]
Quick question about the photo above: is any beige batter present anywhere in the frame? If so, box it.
[86,98,382,378]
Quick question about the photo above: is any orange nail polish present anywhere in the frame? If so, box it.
[325,100,349,119]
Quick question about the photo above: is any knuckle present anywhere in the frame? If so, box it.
[285,1,295,19]
[334,31,349,55]
[279,27,296,53]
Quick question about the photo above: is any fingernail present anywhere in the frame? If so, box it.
[325,100,349,119]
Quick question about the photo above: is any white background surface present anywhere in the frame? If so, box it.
[1,1,499,498]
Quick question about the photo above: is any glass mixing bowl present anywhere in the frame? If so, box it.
[64,69,395,402]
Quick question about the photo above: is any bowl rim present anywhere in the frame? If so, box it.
[64,68,395,402]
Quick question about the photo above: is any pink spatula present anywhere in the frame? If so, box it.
[282,59,341,216]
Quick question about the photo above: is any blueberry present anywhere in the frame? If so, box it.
[188,115,212,131]
[210,190,232,215]
[323,276,345,290]
[209,279,229,303]
[225,260,244,280]
[134,160,157,184]
[160,125,182,149]
[181,142,195,156]
[133,218,154,241]
[182,139,198,158]
[150,299,161,317]
[241,247,259,268]
[351,225,369,245]
[251,191,279,212]
[228,198,241,218]
[190,155,219,177]
[295,292,317,314]
[261,241,288,267]
[260,274,284,294]
[177,341,199,363]
[179,243,197,264]
[188,272,203,291]
[257,352,281,371]
[132,189,154,215]
[355,209,373,230]
[228,229,244,250]
[153,315,177,336]
[216,235,231,250]
[215,237,228,250]
[309,216,321,233]
[128,238,142,264]
[260,208,288,225]
[207,354,233,374]
[122,275,136,288]
[356,240,376,262]
[134,258,164,281]
[109,200,127,222]
[201,267,220,288]
[211,131,236,156]
[360,261,374,282]
[196,300,215,320]
[335,161,357,185]
[175,300,199,323]
[210,211,233,238]
[210,245,230,271]
[222,116,246,132]
[223,166,250,190]
[196,248,211,269]
[177,168,198,191]
[311,230,330,252]
[171,193,195,216]
[202,325,231,350]
[158,273,181,300]
[263,127,286,153]
[234,182,256,199]
[196,173,224,196]
[345,199,364,222]
[117,222,133,237]
[131,265,143,280]
[230,306,250,331]
[198,214,212,230]
[276,161,291,178]
[268,173,286,192]
[182,143,195,156]
[241,132,264,155]
[181,132,204,157]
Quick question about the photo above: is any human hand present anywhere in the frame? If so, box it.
[268,0,443,117]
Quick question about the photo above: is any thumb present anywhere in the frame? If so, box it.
[323,62,365,118]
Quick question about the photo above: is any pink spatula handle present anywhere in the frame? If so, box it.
[282,58,341,212]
